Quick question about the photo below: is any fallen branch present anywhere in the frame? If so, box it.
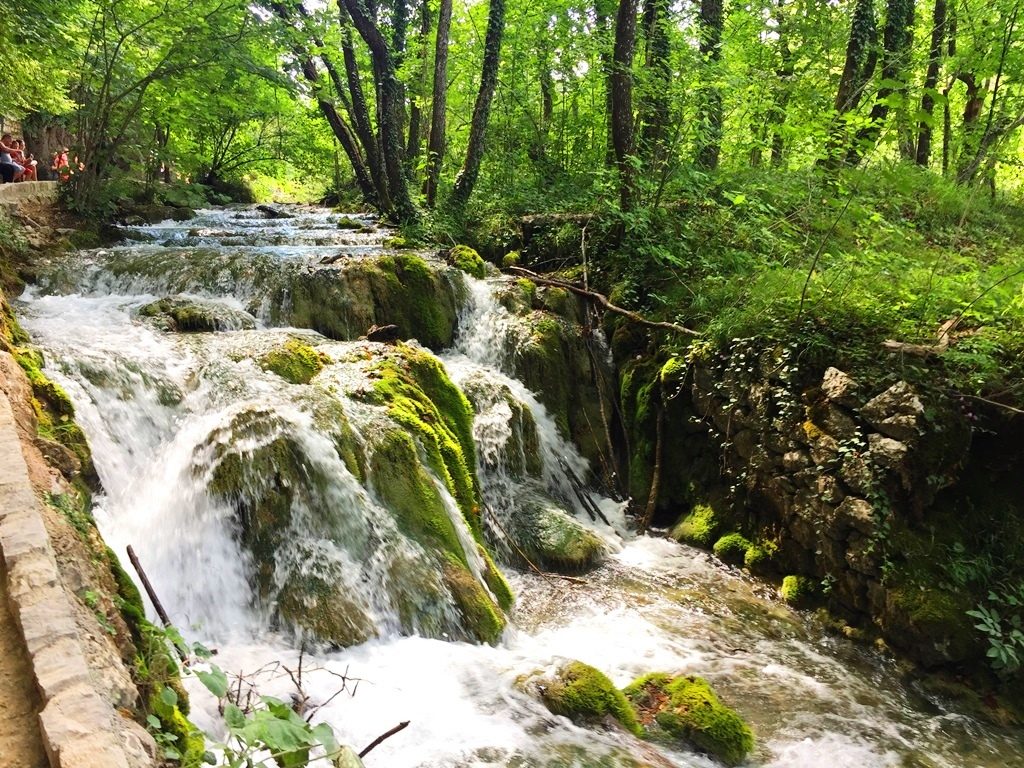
[558,457,612,527]
[359,720,410,758]
[127,545,174,628]
[508,266,700,338]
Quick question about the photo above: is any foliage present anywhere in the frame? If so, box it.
[968,584,1024,677]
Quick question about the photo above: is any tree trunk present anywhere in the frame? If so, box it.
[770,0,794,166]
[846,0,915,165]
[451,0,506,208]
[915,0,946,166]
[639,0,670,169]
[406,0,431,167]
[341,0,418,222]
[823,0,877,166]
[424,0,452,207]
[610,0,637,208]
[694,0,723,170]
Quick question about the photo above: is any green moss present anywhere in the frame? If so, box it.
[624,673,754,766]
[744,540,778,575]
[448,244,487,279]
[365,343,479,526]
[540,661,642,736]
[509,489,606,574]
[781,575,817,607]
[713,533,753,565]
[659,356,687,385]
[149,685,206,767]
[336,216,366,230]
[443,559,506,644]
[671,504,721,548]
[883,585,976,662]
[258,338,330,384]
[369,428,508,641]
[502,250,522,269]
[383,235,412,249]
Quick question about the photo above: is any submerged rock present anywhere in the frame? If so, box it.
[505,487,606,574]
[138,297,256,332]
[623,673,754,766]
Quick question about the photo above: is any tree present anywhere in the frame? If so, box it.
[610,0,637,208]
[450,0,507,208]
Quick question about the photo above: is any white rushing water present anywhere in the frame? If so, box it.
[17,206,1024,767]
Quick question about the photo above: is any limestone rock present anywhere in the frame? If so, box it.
[867,433,908,469]
[821,367,861,407]
[862,382,924,442]
[835,497,875,536]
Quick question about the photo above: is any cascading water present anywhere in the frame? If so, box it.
[17,206,1024,767]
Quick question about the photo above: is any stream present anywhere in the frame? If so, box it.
[16,206,1024,767]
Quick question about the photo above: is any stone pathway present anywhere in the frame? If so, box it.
[0,554,48,768]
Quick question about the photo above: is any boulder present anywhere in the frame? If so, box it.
[137,297,256,333]
[862,381,924,442]
[531,660,642,736]
[623,673,754,766]
[821,367,861,407]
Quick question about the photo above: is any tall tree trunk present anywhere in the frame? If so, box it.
[610,0,637,208]
[846,0,915,165]
[770,0,794,166]
[341,0,418,222]
[406,0,431,166]
[823,0,877,166]
[269,1,379,206]
[451,0,506,208]
[694,0,723,170]
[596,0,619,164]
[639,0,670,169]
[424,0,452,207]
[915,0,946,166]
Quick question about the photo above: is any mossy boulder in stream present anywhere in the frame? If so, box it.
[505,487,607,574]
[624,673,754,766]
[447,245,488,279]
[258,338,330,384]
[138,297,256,332]
[532,660,642,736]
[270,253,466,350]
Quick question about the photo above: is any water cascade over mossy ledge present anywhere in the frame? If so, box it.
[14,206,1024,767]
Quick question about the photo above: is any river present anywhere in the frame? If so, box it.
[16,206,1024,767]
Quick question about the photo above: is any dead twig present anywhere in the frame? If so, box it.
[508,266,700,337]
[358,720,410,758]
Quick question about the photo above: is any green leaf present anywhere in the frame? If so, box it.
[146,714,163,730]
[160,686,179,709]
[224,703,247,731]
[196,666,229,698]
[312,722,339,755]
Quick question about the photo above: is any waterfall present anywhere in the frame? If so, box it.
[16,207,1024,768]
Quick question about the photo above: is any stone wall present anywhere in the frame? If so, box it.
[675,339,984,667]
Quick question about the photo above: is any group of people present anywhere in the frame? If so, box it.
[0,133,39,183]
[0,134,76,184]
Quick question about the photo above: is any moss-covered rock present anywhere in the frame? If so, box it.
[138,297,256,332]
[149,684,206,767]
[780,575,818,607]
[671,504,721,548]
[369,428,507,642]
[623,673,754,766]
[536,661,642,736]
[744,539,779,575]
[14,346,96,482]
[258,338,330,384]
[713,533,753,565]
[448,244,488,279]
[270,253,465,350]
[882,584,978,666]
[503,487,607,574]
